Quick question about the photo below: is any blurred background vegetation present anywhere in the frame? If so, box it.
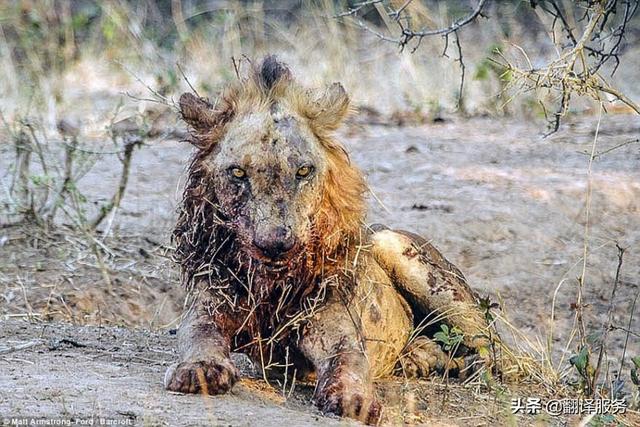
[1,0,638,135]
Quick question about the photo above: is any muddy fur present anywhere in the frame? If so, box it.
[165,56,502,424]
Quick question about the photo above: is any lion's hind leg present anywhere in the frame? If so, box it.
[369,227,491,354]
[396,336,486,380]
[395,335,447,379]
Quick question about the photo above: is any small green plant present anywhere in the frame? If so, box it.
[434,324,464,352]
[478,295,499,324]
[631,356,640,385]
[588,414,617,427]
[570,346,595,396]
[629,356,640,409]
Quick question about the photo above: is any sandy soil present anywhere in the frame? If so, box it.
[0,319,588,426]
[1,113,639,425]
[0,320,347,426]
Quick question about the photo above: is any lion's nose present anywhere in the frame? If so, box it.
[253,226,295,259]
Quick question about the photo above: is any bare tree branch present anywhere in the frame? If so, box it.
[339,0,488,49]
[494,0,639,135]
[395,0,487,42]
[338,0,488,112]
[338,0,639,134]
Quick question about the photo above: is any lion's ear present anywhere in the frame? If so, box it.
[310,83,350,131]
[179,92,222,132]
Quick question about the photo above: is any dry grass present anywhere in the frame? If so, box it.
[1,1,638,133]
[0,223,182,329]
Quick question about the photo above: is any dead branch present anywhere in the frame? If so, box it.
[177,62,200,98]
[339,0,487,46]
[494,0,639,135]
[335,1,385,18]
[116,61,171,107]
[536,0,638,77]
[617,288,639,383]
[340,0,639,133]
[453,31,465,112]
[593,244,625,397]
[47,134,78,223]
[0,339,44,355]
[21,120,53,216]
[13,129,33,217]
[89,138,142,231]
[592,137,640,158]
[396,0,487,44]
[338,0,488,111]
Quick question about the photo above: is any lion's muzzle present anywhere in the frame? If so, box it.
[252,225,295,259]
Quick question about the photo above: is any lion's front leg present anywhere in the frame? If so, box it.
[299,300,381,425]
[164,294,239,395]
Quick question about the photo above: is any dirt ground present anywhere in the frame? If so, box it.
[0,319,607,426]
[0,319,345,426]
[1,113,639,425]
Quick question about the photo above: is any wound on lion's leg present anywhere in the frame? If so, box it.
[298,302,382,425]
[371,229,494,364]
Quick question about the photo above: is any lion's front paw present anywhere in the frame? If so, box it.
[164,359,239,395]
[314,380,381,425]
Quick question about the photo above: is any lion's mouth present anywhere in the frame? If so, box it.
[258,254,291,268]
[243,255,291,273]
[262,261,289,272]
[247,243,301,271]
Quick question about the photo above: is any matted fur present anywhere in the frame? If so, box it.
[166,56,517,425]
[172,56,367,353]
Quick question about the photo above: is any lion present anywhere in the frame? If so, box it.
[164,56,502,424]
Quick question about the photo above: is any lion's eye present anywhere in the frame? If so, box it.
[296,165,313,179]
[230,167,246,179]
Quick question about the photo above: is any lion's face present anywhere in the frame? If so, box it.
[178,56,365,267]
[211,110,326,262]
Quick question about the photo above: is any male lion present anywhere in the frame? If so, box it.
[165,56,499,424]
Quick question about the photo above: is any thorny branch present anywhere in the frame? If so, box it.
[453,31,465,112]
[338,0,488,111]
[90,137,143,231]
[338,0,487,47]
[495,0,639,135]
[339,0,639,134]
[535,0,638,76]
[593,244,625,397]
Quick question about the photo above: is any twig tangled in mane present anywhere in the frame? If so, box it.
[171,57,368,373]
